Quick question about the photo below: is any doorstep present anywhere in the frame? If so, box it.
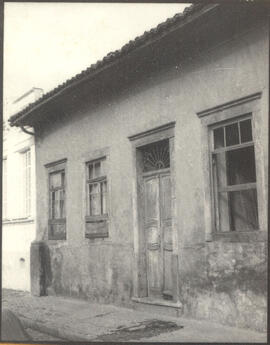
[132,297,182,318]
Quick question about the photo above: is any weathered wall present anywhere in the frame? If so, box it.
[180,241,267,331]
[34,20,268,330]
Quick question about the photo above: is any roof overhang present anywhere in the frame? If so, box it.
[8,2,268,128]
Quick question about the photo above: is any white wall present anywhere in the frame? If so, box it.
[2,222,35,291]
[2,125,36,291]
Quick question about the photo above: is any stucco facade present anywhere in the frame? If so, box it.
[3,88,42,291]
[2,126,36,291]
[9,4,268,331]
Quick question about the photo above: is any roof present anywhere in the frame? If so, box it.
[9,2,267,127]
[9,3,209,126]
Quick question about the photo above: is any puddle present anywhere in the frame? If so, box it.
[93,319,183,341]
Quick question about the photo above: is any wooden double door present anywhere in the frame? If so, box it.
[143,169,173,299]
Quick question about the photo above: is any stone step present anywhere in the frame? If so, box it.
[132,297,182,318]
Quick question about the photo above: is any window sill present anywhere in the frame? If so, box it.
[85,232,108,239]
[48,238,67,243]
[2,217,34,225]
[211,230,267,242]
[85,215,108,222]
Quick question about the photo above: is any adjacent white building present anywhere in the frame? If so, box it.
[2,88,42,291]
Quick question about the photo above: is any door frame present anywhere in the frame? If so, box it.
[128,122,180,302]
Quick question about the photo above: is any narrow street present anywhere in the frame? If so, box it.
[26,328,65,342]
[2,289,267,343]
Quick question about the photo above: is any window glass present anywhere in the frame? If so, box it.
[86,158,107,223]
[211,117,258,233]
[47,161,66,240]
[49,171,65,219]
[50,172,63,189]
[95,161,101,177]
[3,159,7,218]
[213,127,224,149]
[24,150,31,216]
[50,191,55,218]
[88,164,94,179]
[240,119,253,143]
[217,192,231,232]
[89,183,101,216]
[228,189,258,230]
[213,152,227,189]
[59,190,65,218]
[225,123,239,146]
[226,146,256,185]
[101,181,107,214]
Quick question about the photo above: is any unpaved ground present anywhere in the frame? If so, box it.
[26,328,65,342]
[2,289,267,343]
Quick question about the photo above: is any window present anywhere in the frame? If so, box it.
[22,149,31,216]
[141,139,170,172]
[2,158,7,219]
[85,157,108,238]
[47,160,66,240]
[211,116,258,232]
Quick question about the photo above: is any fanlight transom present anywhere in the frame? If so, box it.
[142,140,170,172]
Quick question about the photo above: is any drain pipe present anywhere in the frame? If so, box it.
[20,126,35,136]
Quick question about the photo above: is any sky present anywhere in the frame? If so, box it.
[4,2,190,118]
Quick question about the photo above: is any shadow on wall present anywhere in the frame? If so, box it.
[43,243,53,294]
[30,241,52,296]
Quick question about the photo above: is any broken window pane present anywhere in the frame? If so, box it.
[226,146,256,185]
[225,123,239,146]
[213,127,224,149]
[229,189,259,231]
[240,119,252,143]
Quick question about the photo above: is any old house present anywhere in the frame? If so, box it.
[9,3,268,331]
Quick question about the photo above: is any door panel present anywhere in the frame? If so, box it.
[144,176,162,297]
[147,248,162,296]
[160,174,173,298]
[163,250,173,296]
[145,177,159,221]
[143,172,174,299]
[160,174,172,221]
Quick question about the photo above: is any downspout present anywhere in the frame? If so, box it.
[20,126,35,136]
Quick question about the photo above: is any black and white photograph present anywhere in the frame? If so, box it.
[2,1,268,343]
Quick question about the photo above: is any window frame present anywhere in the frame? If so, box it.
[21,148,32,217]
[196,92,267,242]
[45,159,67,241]
[85,156,109,239]
[2,157,7,220]
[209,114,259,233]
